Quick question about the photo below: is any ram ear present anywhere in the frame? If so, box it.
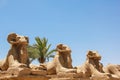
[57,44,63,49]
[25,36,29,43]
[87,50,93,58]
[7,33,17,44]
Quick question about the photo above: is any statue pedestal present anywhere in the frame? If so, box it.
[31,70,47,76]
[7,67,31,76]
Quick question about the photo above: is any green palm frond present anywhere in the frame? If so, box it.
[42,37,48,48]
[46,54,55,62]
[45,44,51,54]
[48,54,55,58]
[45,49,56,58]
[27,45,40,63]
[28,37,56,63]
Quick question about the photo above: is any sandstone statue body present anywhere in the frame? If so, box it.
[0,33,29,71]
[42,44,76,74]
[77,51,110,79]
[104,64,120,79]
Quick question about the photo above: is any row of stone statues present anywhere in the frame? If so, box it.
[0,33,120,80]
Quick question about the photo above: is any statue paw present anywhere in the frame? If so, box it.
[10,63,27,68]
[18,63,27,68]
[64,69,77,73]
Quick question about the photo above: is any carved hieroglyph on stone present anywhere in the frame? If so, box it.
[0,33,30,71]
[77,51,110,79]
[42,44,76,75]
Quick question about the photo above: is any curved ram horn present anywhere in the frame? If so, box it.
[25,36,29,43]
[7,33,18,44]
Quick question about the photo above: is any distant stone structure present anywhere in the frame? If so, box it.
[77,51,120,80]
[0,33,120,80]
[77,51,111,79]
[104,64,120,79]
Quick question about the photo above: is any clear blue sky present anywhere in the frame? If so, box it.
[0,0,120,66]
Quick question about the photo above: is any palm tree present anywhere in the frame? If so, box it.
[34,37,56,63]
[27,45,39,63]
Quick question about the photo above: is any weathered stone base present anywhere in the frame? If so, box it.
[57,72,81,78]
[0,75,120,80]
[50,78,90,80]
[0,70,120,80]
[0,76,50,80]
